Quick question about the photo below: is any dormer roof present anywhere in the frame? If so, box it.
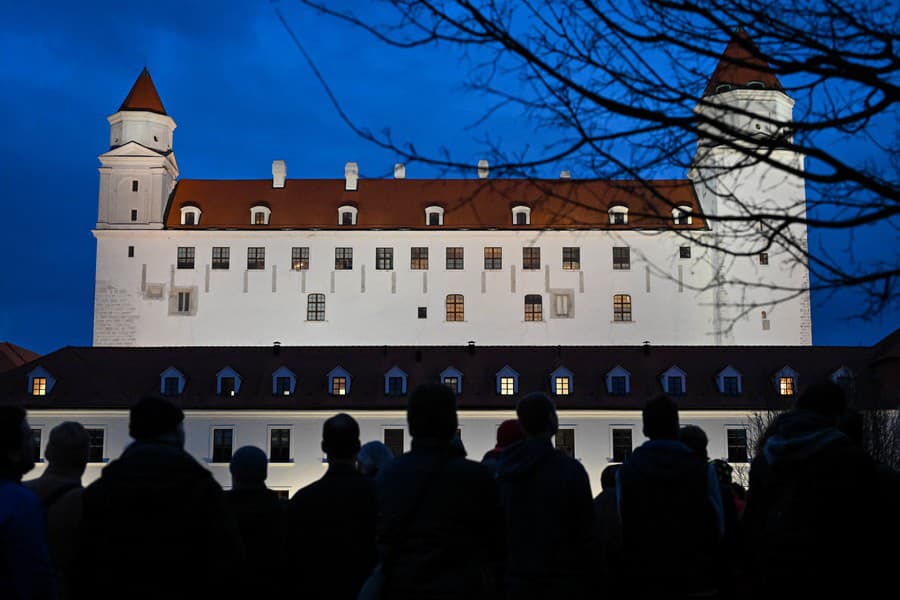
[703,28,784,97]
[119,67,168,115]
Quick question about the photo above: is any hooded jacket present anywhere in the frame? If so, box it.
[496,438,595,600]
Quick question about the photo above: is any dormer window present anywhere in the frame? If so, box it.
[550,366,574,397]
[774,366,798,396]
[830,366,855,393]
[384,366,408,396]
[441,366,463,395]
[512,205,531,226]
[328,366,352,396]
[716,366,742,396]
[660,366,687,396]
[216,367,242,397]
[160,367,186,396]
[746,80,765,89]
[608,205,629,225]
[180,206,202,226]
[28,367,56,397]
[606,365,631,395]
[338,205,358,226]
[673,206,693,225]
[496,365,519,396]
[250,205,271,225]
[272,366,296,396]
[425,206,445,226]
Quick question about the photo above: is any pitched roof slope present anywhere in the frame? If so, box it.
[167,178,703,230]
[0,342,39,373]
[118,67,167,115]
[703,28,784,97]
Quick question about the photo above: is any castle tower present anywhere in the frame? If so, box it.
[96,68,178,229]
[690,29,812,345]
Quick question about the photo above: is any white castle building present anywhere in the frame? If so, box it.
[8,31,869,498]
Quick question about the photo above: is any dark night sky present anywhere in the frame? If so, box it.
[1,1,896,354]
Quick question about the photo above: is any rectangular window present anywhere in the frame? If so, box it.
[31,377,47,396]
[254,211,266,225]
[759,252,769,265]
[384,429,404,457]
[132,180,139,192]
[376,247,394,270]
[31,429,41,462]
[184,212,196,226]
[554,377,570,396]
[446,247,464,270]
[446,294,465,321]
[417,306,427,319]
[212,247,230,270]
[613,247,630,270]
[562,247,580,270]
[612,429,633,463]
[525,295,543,321]
[163,377,180,396]
[331,377,347,396]
[341,211,353,225]
[611,376,627,395]
[779,377,794,396]
[723,376,739,396]
[411,247,429,270]
[556,428,575,458]
[727,429,749,463]
[443,377,459,393]
[177,247,195,269]
[275,377,292,396]
[212,429,233,463]
[247,247,265,270]
[428,212,441,226]
[667,376,684,396]
[270,429,291,462]
[484,247,502,270]
[176,291,191,314]
[523,247,541,270]
[220,377,236,397]
[87,429,104,463]
[500,377,515,396]
[335,248,353,270]
[613,294,632,322]
[387,377,404,396]
[131,209,138,222]
[554,293,571,318]
[291,247,309,271]
[515,211,528,225]
[680,246,692,259]
[128,246,134,258]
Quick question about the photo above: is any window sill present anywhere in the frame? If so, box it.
[611,320,636,324]
[268,460,295,466]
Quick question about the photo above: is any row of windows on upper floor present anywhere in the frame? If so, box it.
[176,204,695,227]
[160,244,728,271]
[26,364,855,401]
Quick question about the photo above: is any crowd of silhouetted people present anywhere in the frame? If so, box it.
[1,380,897,600]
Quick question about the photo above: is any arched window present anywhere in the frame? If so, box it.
[608,205,629,225]
[673,206,693,225]
[524,294,543,321]
[250,205,271,225]
[425,206,444,226]
[180,206,201,226]
[446,294,464,321]
[512,205,531,225]
[338,205,358,225]
[613,294,632,321]
[307,294,325,321]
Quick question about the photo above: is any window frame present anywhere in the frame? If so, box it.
[446,247,464,270]
[410,247,429,270]
[269,427,292,463]
[334,247,353,270]
[446,294,465,321]
[612,246,631,270]
[211,427,234,463]
[562,247,581,270]
[612,428,633,463]
[376,247,394,270]
[307,293,326,321]
[512,205,531,225]
[726,428,749,463]
[291,247,309,271]
[247,247,266,270]
[176,246,195,270]
[613,294,632,322]
[86,427,106,463]
[522,247,541,270]
[608,205,629,225]
[524,294,543,321]
[484,247,502,270]
[212,247,230,270]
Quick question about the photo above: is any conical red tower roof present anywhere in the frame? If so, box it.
[703,28,783,97]
[119,67,167,115]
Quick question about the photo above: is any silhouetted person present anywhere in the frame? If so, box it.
[357,440,394,479]
[593,465,623,596]
[24,421,89,599]
[0,406,54,600]
[744,382,889,598]
[679,424,709,460]
[375,383,504,599]
[224,446,286,597]
[481,418,524,477]
[73,396,244,600]
[617,396,723,599]
[288,414,377,600]
[496,392,594,599]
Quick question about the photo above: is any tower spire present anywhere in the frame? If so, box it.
[703,29,783,97]
[119,67,167,115]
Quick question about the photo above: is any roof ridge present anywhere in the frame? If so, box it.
[118,67,168,115]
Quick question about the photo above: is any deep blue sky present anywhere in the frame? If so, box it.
[1,1,895,354]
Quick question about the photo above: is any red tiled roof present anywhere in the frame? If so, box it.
[165,178,704,230]
[703,29,783,97]
[1,341,890,411]
[119,67,167,115]
[0,342,39,374]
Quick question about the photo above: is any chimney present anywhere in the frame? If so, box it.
[273,341,281,356]
[560,170,571,179]
[344,162,359,191]
[477,159,489,179]
[394,163,406,179]
[642,340,651,355]
[272,160,286,188]
[467,340,476,355]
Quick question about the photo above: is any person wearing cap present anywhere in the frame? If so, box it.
[480,419,524,477]
[72,396,245,600]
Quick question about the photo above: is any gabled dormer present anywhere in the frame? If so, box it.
[384,366,408,396]
[160,366,185,396]
[774,365,798,396]
[272,366,296,396]
[216,366,241,397]
[660,365,687,396]
[716,365,742,396]
[27,366,56,397]
[550,366,574,396]
[606,365,631,395]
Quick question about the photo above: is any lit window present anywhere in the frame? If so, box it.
[332,376,347,396]
[727,429,749,463]
[31,377,47,396]
[612,247,630,270]
[612,429,633,462]
[608,206,628,225]
[444,376,459,393]
[446,247,464,270]
[212,247,230,270]
[307,294,325,321]
[411,247,429,270]
[556,429,575,458]
[484,247,502,270]
[446,294,464,321]
[335,248,353,270]
[779,377,794,396]
[292,247,309,271]
[270,429,291,462]
[554,377,570,396]
[525,294,543,321]
[275,377,292,396]
[562,247,580,270]
[212,429,233,463]
[220,377,236,397]
[500,377,516,396]
[247,247,265,270]
[177,247,195,269]
[376,248,394,270]
[613,294,632,322]
[523,247,541,270]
